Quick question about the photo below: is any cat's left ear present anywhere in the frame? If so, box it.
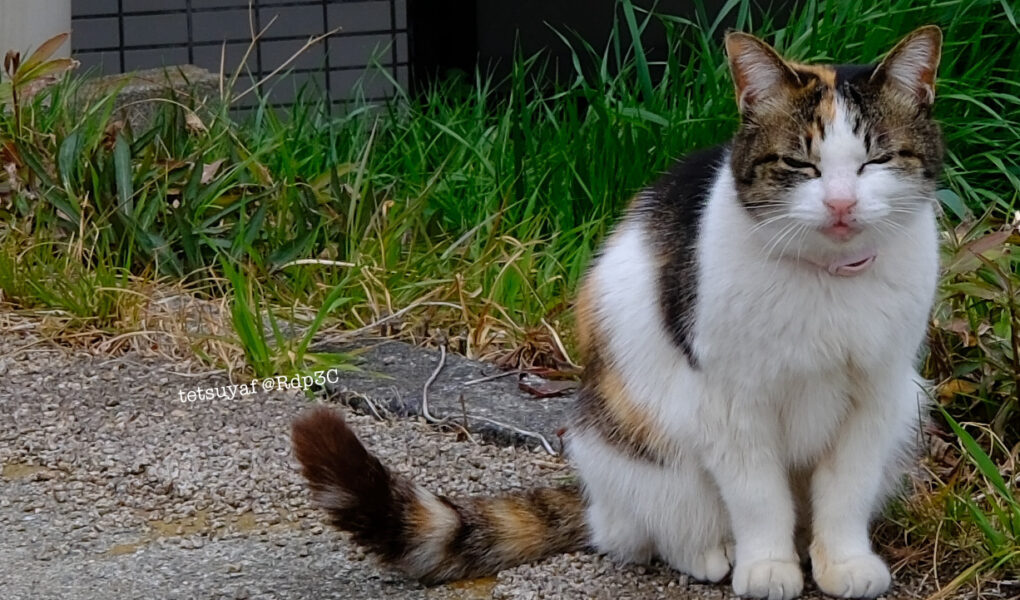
[872,25,942,105]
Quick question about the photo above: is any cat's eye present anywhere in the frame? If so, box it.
[858,154,894,174]
[780,156,820,176]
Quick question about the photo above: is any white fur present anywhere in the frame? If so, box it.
[403,487,461,577]
[569,99,937,600]
[881,31,940,104]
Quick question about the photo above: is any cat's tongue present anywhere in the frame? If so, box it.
[826,248,876,277]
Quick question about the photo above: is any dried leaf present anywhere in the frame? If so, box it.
[4,51,19,76]
[16,58,78,101]
[251,162,273,186]
[522,365,583,379]
[185,110,208,134]
[1,140,22,167]
[927,434,961,478]
[947,230,1010,274]
[101,120,125,151]
[21,33,69,72]
[3,162,23,193]
[936,379,979,404]
[201,159,226,184]
[518,378,577,399]
[942,318,978,346]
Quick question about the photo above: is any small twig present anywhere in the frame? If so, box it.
[532,459,568,469]
[418,351,556,455]
[95,329,176,353]
[460,413,559,456]
[157,367,228,379]
[413,342,559,455]
[459,393,470,434]
[3,323,36,332]
[231,18,340,103]
[970,471,1020,504]
[345,390,385,421]
[421,344,446,424]
[461,369,522,386]
[273,259,355,271]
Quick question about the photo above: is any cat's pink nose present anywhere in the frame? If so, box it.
[824,197,857,221]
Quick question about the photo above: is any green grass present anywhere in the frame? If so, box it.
[3,0,1017,332]
[0,0,1018,589]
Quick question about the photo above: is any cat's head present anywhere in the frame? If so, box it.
[725,26,943,256]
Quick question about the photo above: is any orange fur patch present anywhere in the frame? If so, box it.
[790,63,838,123]
[574,276,598,356]
[598,365,671,458]
[817,90,837,123]
[790,62,837,87]
[486,498,549,559]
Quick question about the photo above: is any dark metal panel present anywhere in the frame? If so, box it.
[70,0,408,105]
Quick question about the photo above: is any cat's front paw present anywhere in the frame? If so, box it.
[732,558,803,600]
[812,552,891,598]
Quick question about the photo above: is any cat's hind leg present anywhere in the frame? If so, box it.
[587,496,655,564]
[652,462,733,583]
[572,432,656,564]
[571,430,732,582]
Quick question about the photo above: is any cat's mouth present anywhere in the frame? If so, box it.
[820,222,861,241]
[826,251,877,276]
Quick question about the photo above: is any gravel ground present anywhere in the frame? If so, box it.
[0,332,954,599]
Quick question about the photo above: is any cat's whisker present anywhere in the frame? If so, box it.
[795,229,806,265]
[760,222,803,281]
[749,213,793,234]
[763,222,799,259]
[876,219,920,246]
[778,224,808,265]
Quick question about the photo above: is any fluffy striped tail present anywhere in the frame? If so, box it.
[291,408,588,583]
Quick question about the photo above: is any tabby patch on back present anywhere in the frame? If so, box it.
[293,26,944,600]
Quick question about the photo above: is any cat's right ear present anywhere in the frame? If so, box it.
[725,32,800,113]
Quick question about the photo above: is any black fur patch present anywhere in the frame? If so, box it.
[291,407,414,562]
[574,351,667,465]
[833,63,877,86]
[634,145,725,367]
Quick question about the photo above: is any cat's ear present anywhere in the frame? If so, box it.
[872,25,942,105]
[725,32,801,113]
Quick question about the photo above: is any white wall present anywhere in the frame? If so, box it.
[0,1,71,57]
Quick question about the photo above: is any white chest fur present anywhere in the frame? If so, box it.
[695,168,938,382]
[588,164,938,467]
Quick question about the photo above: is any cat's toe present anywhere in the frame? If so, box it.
[703,546,732,582]
[812,552,891,598]
[732,558,803,600]
[684,546,731,582]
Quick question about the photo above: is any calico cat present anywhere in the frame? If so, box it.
[292,26,943,600]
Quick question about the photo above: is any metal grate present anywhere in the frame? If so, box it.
[71,0,409,105]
